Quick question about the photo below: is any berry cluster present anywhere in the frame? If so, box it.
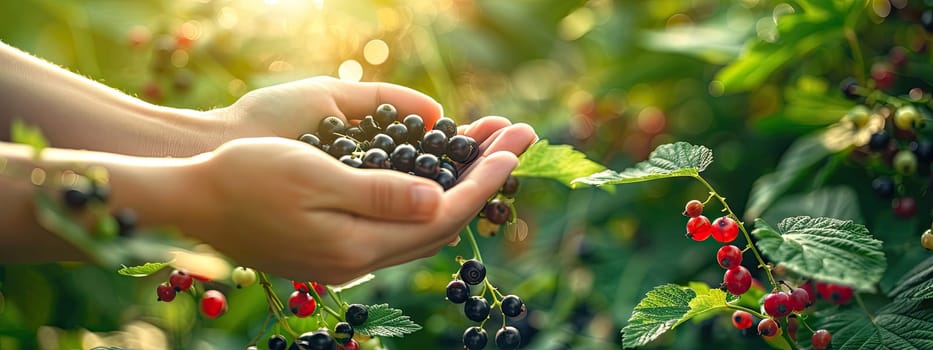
[262,304,364,350]
[682,200,833,348]
[60,176,138,238]
[476,176,520,237]
[155,268,247,320]
[860,104,929,219]
[298,104,479,191]
[446,259,525,350]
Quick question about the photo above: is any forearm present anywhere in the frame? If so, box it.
[0,42,226,157]
[0,142,207,263]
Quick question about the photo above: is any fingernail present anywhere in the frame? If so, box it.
[410,183,441,218]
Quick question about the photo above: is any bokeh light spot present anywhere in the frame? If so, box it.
[364,39,390,65]
[338,59,363,82]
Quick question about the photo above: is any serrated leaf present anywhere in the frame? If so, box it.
[674,286,729,327]
[752,216,885,291]
[573,142,712,187]
[816,300,933,349]
[353,304,421,337]
[117,261,171,277]
[622,284,694,348]
[331,274,375,293]
[888,256,933,301]
[11,119,48,158]
[511,140,606,189]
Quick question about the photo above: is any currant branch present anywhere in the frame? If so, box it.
[258,272,297,337]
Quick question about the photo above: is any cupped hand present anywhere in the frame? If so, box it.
[216,76,444,140]
[181,117,536,284]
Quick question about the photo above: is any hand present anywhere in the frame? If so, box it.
[177,117,536,284]
[215,76,444,140]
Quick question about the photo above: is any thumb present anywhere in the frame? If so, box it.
[327,169,444,221]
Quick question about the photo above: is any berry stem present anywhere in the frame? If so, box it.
[308,283,342,321]
[258,272,297,337]
[725,303,767,320]
[692,175,779,289]
[464,226,484,264]
[246,311,274,348]
[854,292,875,321]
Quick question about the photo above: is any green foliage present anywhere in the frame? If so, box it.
[817,300,933,349]
[621,284,694,349]
[572,142,713,187]
[752,216,885,291]
[761,186,862,225]
[511,140,606,188]
[353,304,422,338]
[745,134,836,220]
[887,256,933,301]
[10,119,48,158]
[116,262,171,277]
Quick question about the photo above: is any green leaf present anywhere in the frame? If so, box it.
[715,14,843,93]
[621,284,694,348]
[511,140,606,189]
[572,142,712,187]
[674,285,729,327]
[752,216,885,291]
[761,187,862,225]
[816,300,933,349]
[888,256,933,301]
[117,261,172,277]
[353,304,421,338]
[745,134,833,221]
[11,119,49,158]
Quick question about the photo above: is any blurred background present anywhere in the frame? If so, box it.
[0,0,931,349]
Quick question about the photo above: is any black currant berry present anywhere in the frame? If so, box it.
[435,168,457,191]
[91,183,110,203]
[359,116,381,139]
[62,187,89,210]
[501,176,520,197]
[839,77,860,100]
[362,148,391,169]
[433,117,458,138]
[413,153,440,178]
[447,135,479,163]
[318,116,346,143]
[422,130,448,156]
[329,137,357,159]
[491,326,521,350]
[403,114,426,144]
[446,280,471,304]
[460,259,487,285]
[299,133,322,148]
[384,122,409,145]
[345,304,368,326]
[288,342,300,350]
[495,326,521,350]
[910,140,933,163]
[483,199,511,225]
[868,132,890,151]
[268,335,288,350]
[390,144,418,172]
[374,103,398,128]
[371,133,396,153]
[500,295,525,317]
[463,326,488,350]
[333,322,354,345]
[440,161,459,178]
[345,127,364,141]
[464,296,490,322]
[296,330,336,350]
[114,208,137,237]
[922,9,933,33]
[340,155,363,168]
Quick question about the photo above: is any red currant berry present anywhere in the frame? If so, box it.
[156,283,176,302]
[763,292,793,318]
[812,329,832,350]
[340,339,360,350]
[731,310,753,330]
[288,291,316,317]
[293,281,310,293]
[312,282,327,297]
[826,284,854,305]
[800,281,817,305]
[483,199,511,225]
[790,287,811,311]
[683,200,704,218]
[723,266,752,295]
[716,245,743,270]
[200,290,227,319]
[686,215,712,241]
[757,318,780,339]
[892,197,917,218]
[169,269,194,292]
[871,62,896,90]
[787,315,799,341]
[711,216,739,243]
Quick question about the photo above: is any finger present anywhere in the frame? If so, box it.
[459,116,512,144]
[315,166,444,221]
[330,80,443,125]
[479,123,537,157]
